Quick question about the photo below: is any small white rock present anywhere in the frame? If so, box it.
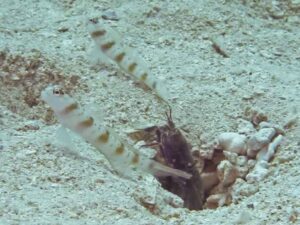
[246,160,269,183]
[206,193,231,207]
[247,128,276,157]
[244,107,268,125]
[237,119,256,135]
[258,121,285,135]
[257,135,283,162]
[223,151,238,164]
[216,132,247,155]
[247,159,256,169]
[231,178,259,201]
[217,160,238,187]
[235,210,252,224]
[236,155,248,167]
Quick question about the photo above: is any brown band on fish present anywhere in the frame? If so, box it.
[91,30,106,38]
[78,117,94,128]
[101,41,115,51]
[128,63,137,73]
[115,143,125,155]
[140,73,148,81]
[115,52,126,63]
[61,102,78,115]
[97,130,109,143]
[131,153,139,164]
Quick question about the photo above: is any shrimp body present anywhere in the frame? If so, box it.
[41,85,191,179]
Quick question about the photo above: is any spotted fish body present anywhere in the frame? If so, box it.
[41,85,191,179]
[88,18,169,102]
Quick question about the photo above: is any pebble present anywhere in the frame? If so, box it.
[257,134,283,162]
[232,178,259,200]
[223,151,238,164]
[258,121,285,135]
[57,26,69,32]
[216,132,247,155]
[217,160,238,187]
[15,147,37,159]
[283,115,298,129]
[206,193,230,207]
[20,120,40,131]
[246,160,269,183]
[101,10,119,21]
[236,156,248,167]
[247,159,256,169]
[247,128,276,157]
[244,107,268,125]
[237,119,256,135]
[235,210,252,224]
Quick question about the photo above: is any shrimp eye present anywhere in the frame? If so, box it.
[52,87,64,96]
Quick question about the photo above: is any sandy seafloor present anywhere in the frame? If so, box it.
[0,0,300,224]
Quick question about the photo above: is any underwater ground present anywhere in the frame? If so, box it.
[0,0,299,224]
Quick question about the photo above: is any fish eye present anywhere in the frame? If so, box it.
[52,87,64,96]
[89,18,98,24]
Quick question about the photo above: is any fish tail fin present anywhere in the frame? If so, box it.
[146,160,192,179]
